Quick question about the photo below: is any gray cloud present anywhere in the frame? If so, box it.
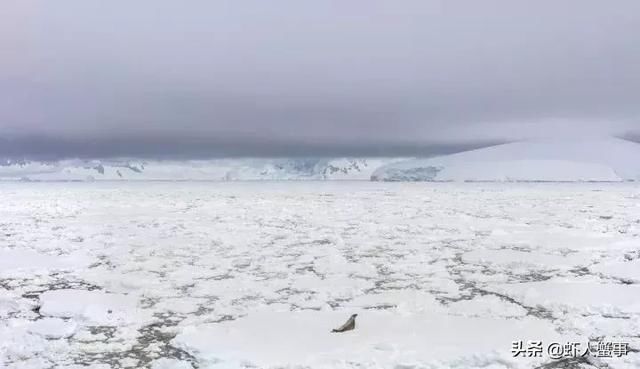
[1,0,639,157]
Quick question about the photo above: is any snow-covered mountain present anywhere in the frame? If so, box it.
[0,158,407,181]
[5,138,639,182]
[372,137,640,182]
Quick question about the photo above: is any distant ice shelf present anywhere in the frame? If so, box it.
[372,137,640,182]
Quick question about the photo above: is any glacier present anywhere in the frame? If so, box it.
[5,137,638,183]
[372,137,640,182]
[0,158,407,182]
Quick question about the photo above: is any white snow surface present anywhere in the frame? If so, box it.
[27,318,78,339]
[39,289,151,326]
[591,260,640,283]
[1,182,640,369]
[0,157,405,182]
[173,309,559,368]
[372,137,640,182]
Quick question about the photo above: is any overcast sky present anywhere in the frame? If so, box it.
[1,1,639,157]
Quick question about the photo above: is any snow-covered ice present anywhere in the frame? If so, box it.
[1,181,639,368]
[372,138,640,182]
[39,289,151,326]
[27,318,78,339]
[591,260,640,283]
[172,309,560,369]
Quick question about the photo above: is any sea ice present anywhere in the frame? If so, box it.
[27,318,77,339]
[173,309,559,369]
[1,182,638,368]
[591,259,640,282]
[39,289,149,326]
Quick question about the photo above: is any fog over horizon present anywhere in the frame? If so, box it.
[2,1,639,158]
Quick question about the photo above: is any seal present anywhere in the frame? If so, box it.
[331,314,358,333]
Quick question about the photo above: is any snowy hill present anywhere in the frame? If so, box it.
[371,138,640,182]
[0,158,406,181]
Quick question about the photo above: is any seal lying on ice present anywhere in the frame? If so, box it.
[331,314,357,333]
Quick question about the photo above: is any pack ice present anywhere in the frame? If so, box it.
[1,181,640,368]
